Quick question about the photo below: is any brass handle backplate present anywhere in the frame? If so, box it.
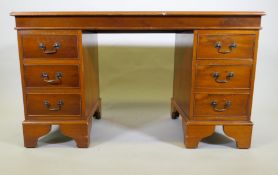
[212,72,234,83]
[215,41,237,54]
[39,42,61,54]
[44,100,64,111]
[41,72,63,84]
[210,100,232,112]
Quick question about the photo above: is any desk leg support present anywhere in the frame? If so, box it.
[182,119,215,148]
[60,119,92,148]
[171,98,179,119]
[93,98,102,120]
[23,122,52,148]
[223,124,252,149]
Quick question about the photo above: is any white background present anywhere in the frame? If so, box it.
[0,1,278,175]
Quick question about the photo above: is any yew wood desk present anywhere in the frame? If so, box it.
[11,11,264,148]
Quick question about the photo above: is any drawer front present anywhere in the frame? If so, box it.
[195,64,252,89]
[24,65,80,88]
[197,34,256,59]
[22,34,78,59]
[26,94,81,116]
[194,93,249,117]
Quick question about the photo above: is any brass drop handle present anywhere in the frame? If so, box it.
[212,72,234,83]
[211,100,232,112]
[41,72,63,84]
[215,41,237,54]
[44,100,64,111]
[39,42,61,54]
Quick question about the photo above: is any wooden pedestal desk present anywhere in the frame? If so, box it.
[11,11,264,148]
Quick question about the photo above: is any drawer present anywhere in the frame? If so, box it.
[22,34,78,59]
[197,34,256,59]
[195,64,252,89]
[24,65,80,88]
[193,93,249,117]
[26,94,81,116]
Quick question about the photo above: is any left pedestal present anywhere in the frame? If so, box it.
[17,30,101,148]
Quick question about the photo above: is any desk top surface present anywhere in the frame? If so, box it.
[10,11,265,17]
